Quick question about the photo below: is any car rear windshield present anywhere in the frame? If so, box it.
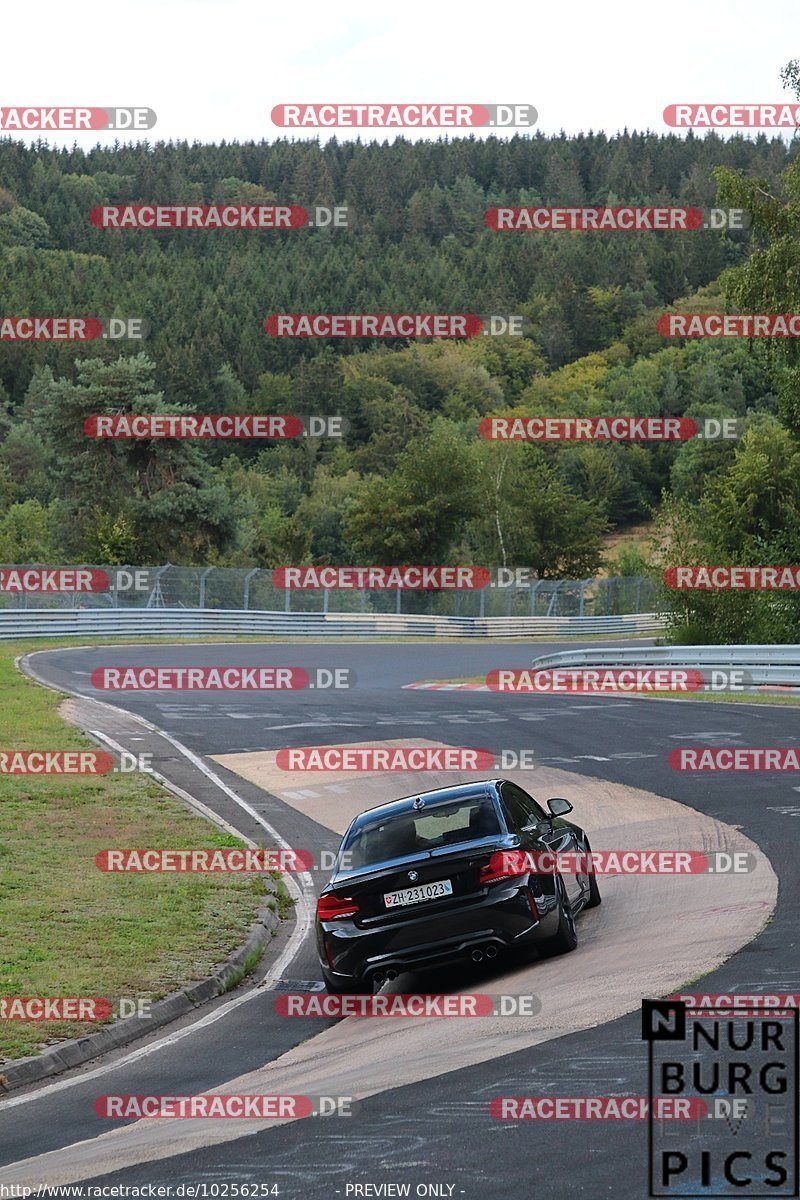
[341,794,502,870]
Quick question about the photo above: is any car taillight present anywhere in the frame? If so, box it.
[479,850,530,885]
[323,934,336,969]
[317,892,360,920]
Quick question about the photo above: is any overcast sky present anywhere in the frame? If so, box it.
[3,0,799,146]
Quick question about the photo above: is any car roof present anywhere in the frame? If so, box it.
[348,779,506,829]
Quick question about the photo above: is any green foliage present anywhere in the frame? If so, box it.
[24,354,242,563]
[648,74,800,644]
[83,510,141,565]
[604,542,651,578]
[0,206,51,248]
[469,440,607,577]
[653,424,800,644]
[0,131,794,606]
[343,421,482,563]
[0,500,56,561]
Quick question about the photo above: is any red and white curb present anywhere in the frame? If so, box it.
[403,680,800,697]
[403,681,489,691]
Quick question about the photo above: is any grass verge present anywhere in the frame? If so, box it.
[0,640,278,1062]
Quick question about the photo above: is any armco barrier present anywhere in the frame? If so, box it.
[0,608,668,641]
[529,644,800,686]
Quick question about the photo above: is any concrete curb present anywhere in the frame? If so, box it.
[0,901,279,1094]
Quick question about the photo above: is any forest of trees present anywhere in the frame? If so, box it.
[1,130,799,639]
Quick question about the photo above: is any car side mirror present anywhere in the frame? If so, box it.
[547,797,573,817]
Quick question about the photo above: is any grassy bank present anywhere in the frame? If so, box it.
[0,640,276,1062]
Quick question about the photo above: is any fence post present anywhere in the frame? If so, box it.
[603,579,611,615]
[579,579,592,618]
[198,567,214,610]
[635,576,643,613]
[146,564,170,609]
[243,568,258,611]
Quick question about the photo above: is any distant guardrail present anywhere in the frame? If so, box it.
[530,643,800,686]
[0,608,668,641]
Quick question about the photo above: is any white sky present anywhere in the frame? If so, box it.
[2,0,799,145]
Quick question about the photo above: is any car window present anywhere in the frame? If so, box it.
[343,794,501,869]
[499,782,547,831]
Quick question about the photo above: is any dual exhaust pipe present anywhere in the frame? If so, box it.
[374,945,498,984]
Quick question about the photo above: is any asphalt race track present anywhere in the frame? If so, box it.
[1,641,798,1199]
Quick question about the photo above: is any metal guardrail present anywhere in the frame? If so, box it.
[0,608,668,641]
[530,644,800,686]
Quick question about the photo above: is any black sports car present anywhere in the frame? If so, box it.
[315,778,601,993]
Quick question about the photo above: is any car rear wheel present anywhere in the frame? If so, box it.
[540,877,578,956]
[583,838,602,909]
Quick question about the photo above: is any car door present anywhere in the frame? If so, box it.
[500,781,583,906]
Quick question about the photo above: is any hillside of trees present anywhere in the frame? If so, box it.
[1,130,799,639]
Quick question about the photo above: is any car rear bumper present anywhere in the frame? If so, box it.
[317,880,561,984]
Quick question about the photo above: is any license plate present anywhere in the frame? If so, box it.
[384,879,453,909]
